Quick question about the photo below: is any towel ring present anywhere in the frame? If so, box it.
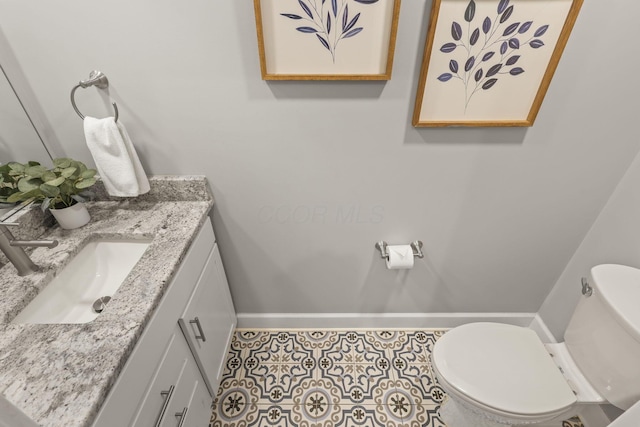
[70,70,119,122]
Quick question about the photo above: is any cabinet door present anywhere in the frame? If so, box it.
[179,244,237,396]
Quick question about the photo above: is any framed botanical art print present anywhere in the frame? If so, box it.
[412,0,583,127]
[254,0,401,80]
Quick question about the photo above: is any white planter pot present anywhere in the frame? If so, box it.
[50,203,91,229]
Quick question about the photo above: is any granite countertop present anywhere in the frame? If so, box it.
[0,176,214,427]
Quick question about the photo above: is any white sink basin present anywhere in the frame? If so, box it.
[12,239,152,324]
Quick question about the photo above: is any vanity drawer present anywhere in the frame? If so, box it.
[131,324,209,427]
[130,327,188,426]
[162,343,211,427]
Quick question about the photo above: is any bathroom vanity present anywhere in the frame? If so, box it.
[92,217,235,426]
[0,176,236,427]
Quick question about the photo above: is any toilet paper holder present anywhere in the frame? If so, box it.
[375,240,424,260]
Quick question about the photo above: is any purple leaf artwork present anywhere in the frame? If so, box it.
[437,0,550,110]
[281,0,380,62]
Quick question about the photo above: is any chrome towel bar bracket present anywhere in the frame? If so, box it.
[70,70,119,122]
[375,240,424,260]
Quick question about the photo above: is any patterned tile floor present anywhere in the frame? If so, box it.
[209,330,584,427]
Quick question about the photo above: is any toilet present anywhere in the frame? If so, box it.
[431,264,640,427]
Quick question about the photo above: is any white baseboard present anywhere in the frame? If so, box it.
[236,312,537,330]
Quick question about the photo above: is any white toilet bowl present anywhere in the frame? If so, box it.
[431,264,640,427]
[432,323,577,426]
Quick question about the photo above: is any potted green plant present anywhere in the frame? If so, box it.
[7,158,97,229]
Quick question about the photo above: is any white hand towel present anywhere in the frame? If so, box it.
[83,117,150,197]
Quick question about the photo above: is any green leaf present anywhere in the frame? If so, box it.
[59,181,74,196]
[42,171,57,182]
[68,162,81,176]
[26,161,41,167]
[39,183,61,198]
[61,167,77,178]
[17,177,42,192]
[8,162,25,173]
[80,169,97,179]
[45,176,66,187]
[53,158,72,169]
[7,188,41,203]
[25,165,48,178]
[76,177,96,189]
[6,193,25,203]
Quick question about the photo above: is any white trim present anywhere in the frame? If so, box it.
[236,312,537,330]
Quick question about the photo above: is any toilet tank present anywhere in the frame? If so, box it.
[564,264,640,410]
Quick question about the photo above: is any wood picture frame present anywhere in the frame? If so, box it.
[412,0,583,127]
[254,0,401,80]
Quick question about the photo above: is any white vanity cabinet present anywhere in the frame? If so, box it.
[92,219,236,427]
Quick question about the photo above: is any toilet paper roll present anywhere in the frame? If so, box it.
[385,245,414,269]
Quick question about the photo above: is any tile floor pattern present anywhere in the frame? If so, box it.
[209,330,584,427]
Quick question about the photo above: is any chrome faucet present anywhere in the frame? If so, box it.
[0,222,58,276]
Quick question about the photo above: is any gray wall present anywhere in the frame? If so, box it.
[1,0,639,317]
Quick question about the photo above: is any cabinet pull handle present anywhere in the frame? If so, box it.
[175,407,188,427]
[189,317,207,342]
[154,385,175,427]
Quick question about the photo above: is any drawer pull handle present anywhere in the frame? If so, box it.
[154,385,175,427]
[190,317,207,342]
[175,407,188,427]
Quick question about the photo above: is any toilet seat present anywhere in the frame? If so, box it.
[432,323,577,421]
